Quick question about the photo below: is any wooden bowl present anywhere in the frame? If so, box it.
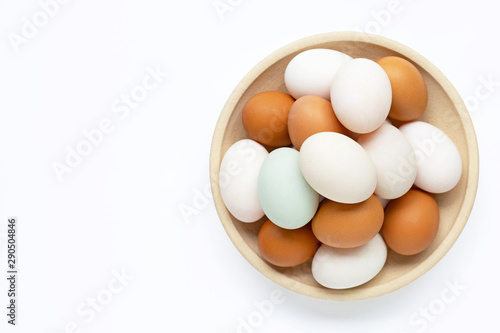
[209,32,479,300]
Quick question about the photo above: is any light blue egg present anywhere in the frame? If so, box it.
[258,148,319,229]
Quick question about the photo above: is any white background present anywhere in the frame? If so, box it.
[0,0,498,332]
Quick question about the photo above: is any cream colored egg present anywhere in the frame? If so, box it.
[312,234,387,289]
[284,49,352,100]
[358,123,417,199]
[330,58,392,133]
[399,121,462,193]
[299,132,377,204]
[219,139,268,222]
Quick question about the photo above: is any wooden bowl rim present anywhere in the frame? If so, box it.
[209,31,479,300]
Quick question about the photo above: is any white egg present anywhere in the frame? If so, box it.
[330,58,392,133]
[399,121,462,193]
[358,123,417,199]
[284,49,352,100]
[219,139,268,222]
[299,132,377,204]
[312,234,387,289]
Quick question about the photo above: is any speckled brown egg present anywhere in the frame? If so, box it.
[288,95,349,150]
[258,219,320,267]
[311,195,384,248]
[242,91,294,147]
[376,56,428,121]
[381,189,439,255]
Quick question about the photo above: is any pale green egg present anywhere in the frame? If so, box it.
[258,148,319,229]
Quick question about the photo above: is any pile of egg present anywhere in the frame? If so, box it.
[219,48,462,289]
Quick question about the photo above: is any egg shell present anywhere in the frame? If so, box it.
[284,48,352,100]
[382,189,439,255]
[358,123,417,199]
[376,56,428,121]
[288,95,349,150]
[311,234,387,289]
[258,148,320,229]
[258,220,320,267]
[399,121,462,193]
[376,196,390,209]
[330,58,392,133]
[219,139,269,222]
[242,90,294,147]
[299,132,377,204]
[311,195,384,248]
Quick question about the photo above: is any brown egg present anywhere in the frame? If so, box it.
[288,95,349,150]
[311,195,384,248]
[381,189,439,255]
[376,56,428,121]
[242,91,294,147]
[258,219,320,267]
